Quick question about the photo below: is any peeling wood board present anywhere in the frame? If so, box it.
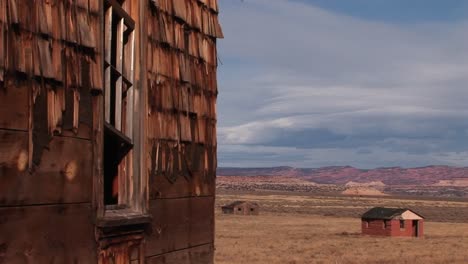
[146,243,214,264]
[145,197,215,257]
[0,203,96,263]
[62,87,93,140]
[0,81,28,131]
[147,142,214,199]
[146,198,190,256]
[32,82,51,167]
[188,194,215,247]
[0,130,93,206]
[0,129,28,169]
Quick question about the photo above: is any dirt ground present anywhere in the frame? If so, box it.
[215,192,468,264]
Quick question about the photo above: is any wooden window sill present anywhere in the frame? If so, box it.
[97,208,151,228]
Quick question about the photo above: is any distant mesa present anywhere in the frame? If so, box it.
[432,178,468,187]
[217,165,468,186]
[342,187,387,196]
[345,181,386,187]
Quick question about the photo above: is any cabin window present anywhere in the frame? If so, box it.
[365,221,369,228]
[384,220,390,229]
[400,220,405,229]
[103,0,136,206]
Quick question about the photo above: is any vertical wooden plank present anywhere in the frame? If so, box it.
[138,0,149,214]
[115,18,124,131]
[104,7,112,123]
[73,89,80,132]
[126,28,135,139]
[93,93,104,217]
[28,80,34,169]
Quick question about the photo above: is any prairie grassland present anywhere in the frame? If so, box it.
[216,190,468,222]
[215,192,468,264]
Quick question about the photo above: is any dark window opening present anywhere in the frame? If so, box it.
[103,0,135,206]
[400,220,405,229]
[384,220,390,229]
[104,123,133,205]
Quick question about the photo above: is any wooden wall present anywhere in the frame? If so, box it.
[0,0,221,263]
[0,0,102,263]
[144,0,222,263]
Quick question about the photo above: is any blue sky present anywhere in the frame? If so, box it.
[216,0,468,168]
[293,0,468,23]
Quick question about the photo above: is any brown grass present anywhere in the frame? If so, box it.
[216,190,468,223]
[215,192,468,264]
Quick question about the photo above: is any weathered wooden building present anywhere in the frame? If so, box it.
[221,201,260,215]
[361,207,424,238]
[0,0,222,263]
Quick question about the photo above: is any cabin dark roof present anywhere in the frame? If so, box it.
[221,201,258,209]
[361,207,417,220]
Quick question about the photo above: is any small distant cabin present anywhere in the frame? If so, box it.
[222,201,260,215]
[361,207,424,237]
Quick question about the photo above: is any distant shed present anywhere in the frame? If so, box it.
[222,201,260,215]
[361,207,424,237]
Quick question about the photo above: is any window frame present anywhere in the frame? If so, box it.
[400,220,405,230]
[383,220,390,229]
[103,0,136,209]
[95,0,148,225]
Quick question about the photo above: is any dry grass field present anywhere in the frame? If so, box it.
[215,191,468,264]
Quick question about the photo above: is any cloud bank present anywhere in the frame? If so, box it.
[217,0,468,168]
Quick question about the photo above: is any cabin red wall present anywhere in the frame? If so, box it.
[362,219,424,237]
[362,219,391,236]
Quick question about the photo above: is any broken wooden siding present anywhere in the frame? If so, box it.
[0,0,102,262]
[0,0,103,171]
[145,0,221,263]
